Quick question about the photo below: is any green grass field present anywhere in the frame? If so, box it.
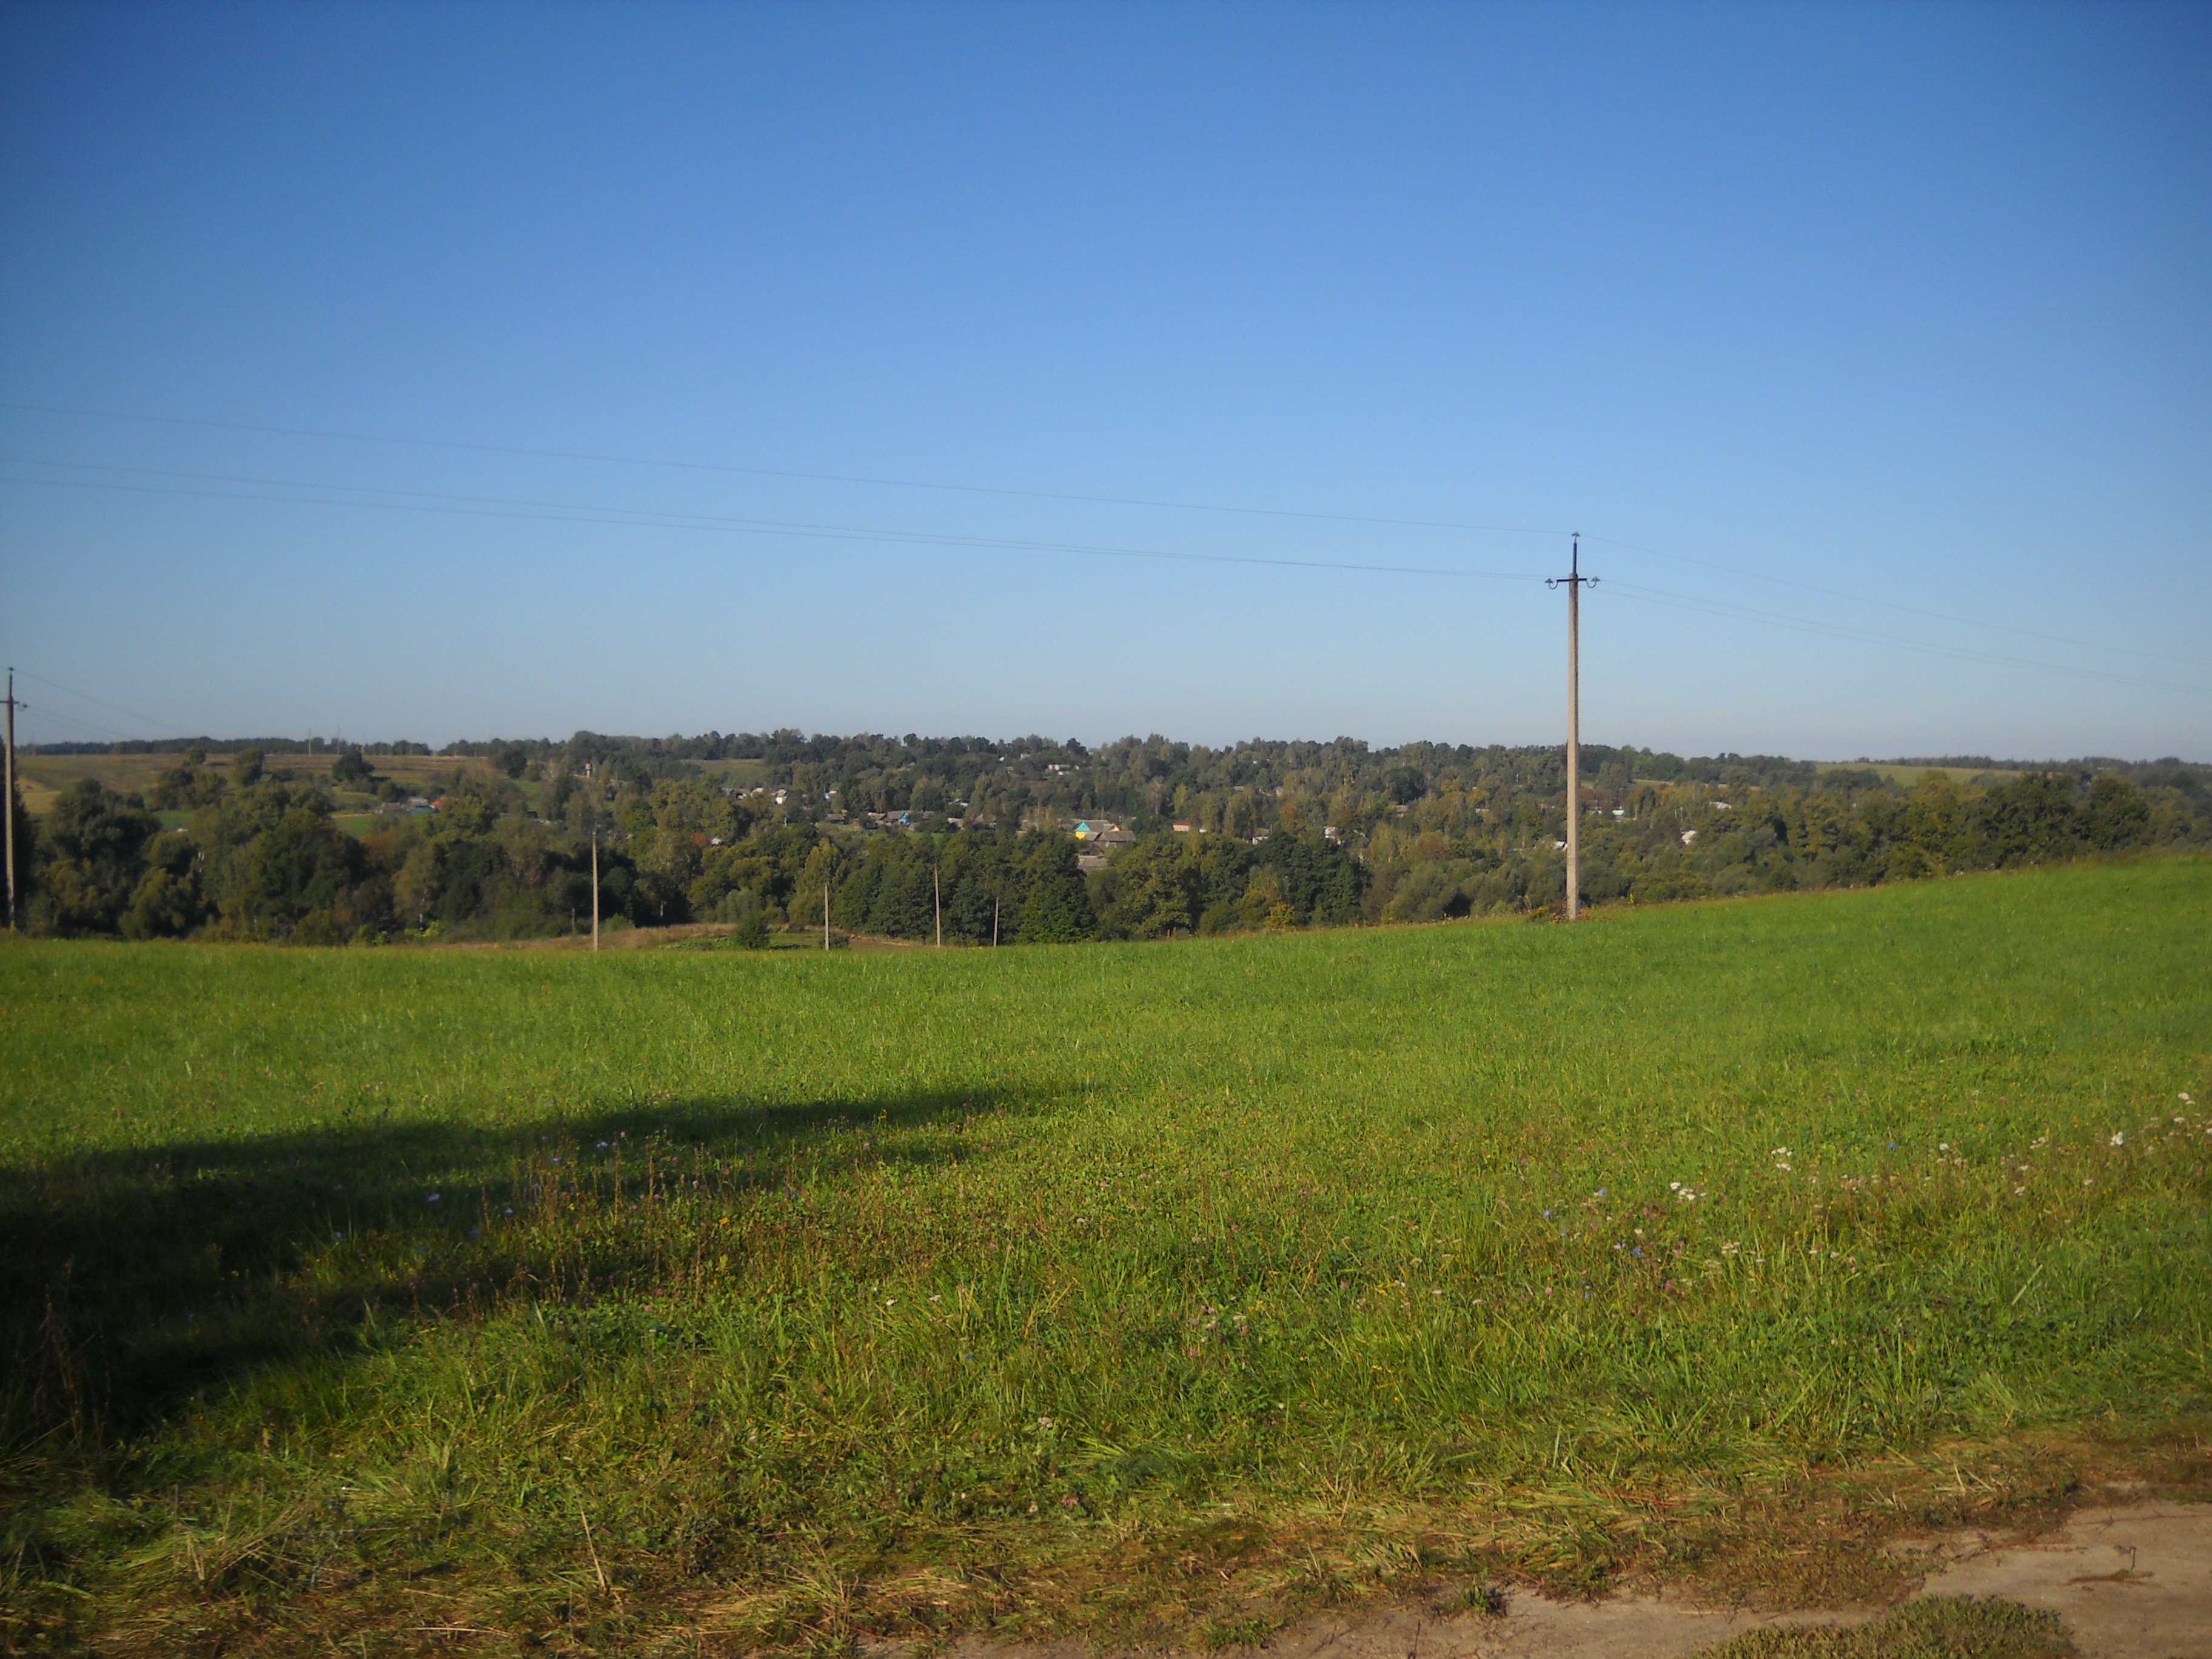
[2,860,2208,1655]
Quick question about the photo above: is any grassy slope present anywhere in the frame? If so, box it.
[1,860,2207,1653]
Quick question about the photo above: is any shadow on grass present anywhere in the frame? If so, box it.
[0,1084,1037,1450]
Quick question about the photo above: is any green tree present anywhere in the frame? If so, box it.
[1013,831,1096,943]
[789,840,842,935]
[121,831,206,938]
[2082,774,2151,851]
[28,780,159,935]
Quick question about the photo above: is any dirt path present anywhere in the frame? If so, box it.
[925,1502,2210,1659]
[1893,1501,2212,1659]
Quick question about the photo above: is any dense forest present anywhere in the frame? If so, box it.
[8,730,2208,945]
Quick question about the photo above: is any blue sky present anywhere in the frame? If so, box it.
[2,1,2206,758]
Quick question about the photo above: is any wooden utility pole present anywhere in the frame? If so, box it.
[933,862,943,947]
[2,668,15,931]
[823,880,831,951]
[1548,536,1597,920]
[590,827,600,951]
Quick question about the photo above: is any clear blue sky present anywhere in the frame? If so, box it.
[2,2,2206,759]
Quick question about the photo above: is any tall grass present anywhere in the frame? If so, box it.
[1,860,2207,1652]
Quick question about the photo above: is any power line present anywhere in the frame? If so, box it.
[1584,531,2206,672]
[5,461,2200,700]
[12,699,147,745]
[1603,580,2212,700]
[10,666,198,739]
[7,398,2197,671]
[0,463,1548,583]
[0,399,1568,541]
[4,462,2194,703]
[5,450,2202,706]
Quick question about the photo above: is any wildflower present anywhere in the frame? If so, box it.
[2110,1131,2126,1147]
[930,1294,942,1303]
[1939,1142,1951,1152]
[426,1193,441,1204]
[1631,1247,1644,1258]
[503,1205,514,1216]
[1060,1493,1080,1507]
[2183,1093,2195,1104]
[2014,1187,2026,1196]
[1721,1242,1740,1256]
[597,1141,609,1149]
[1037,1416,1054,1430]
[1888,1140,1897,1149]
[1669,1182,1681,1191]
[1542,1208,1553,1218]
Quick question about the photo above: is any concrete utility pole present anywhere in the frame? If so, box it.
[3,668,16,931]
[1547,536,1597,920]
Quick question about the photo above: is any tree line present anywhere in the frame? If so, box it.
[6,732,2205,943]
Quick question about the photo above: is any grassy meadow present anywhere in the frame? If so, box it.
[1,859,2208,1654]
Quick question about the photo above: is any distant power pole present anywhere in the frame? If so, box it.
[1548,536,1597,920]
[2,668,16,931]
[934,862,943,948]
[590,827,600,952]
[823,880,831,951]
